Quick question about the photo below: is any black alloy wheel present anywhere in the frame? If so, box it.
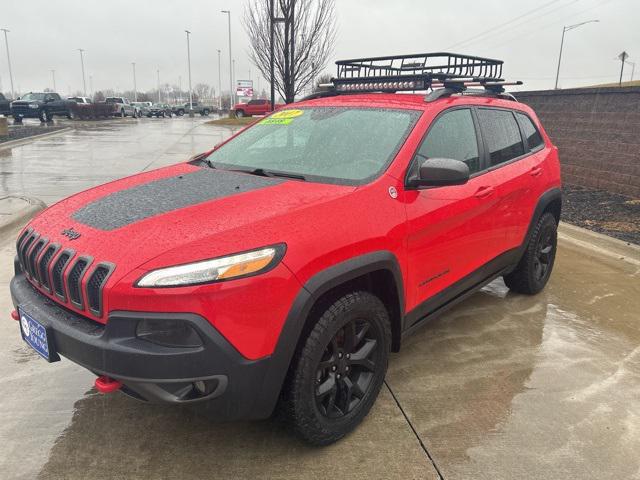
[315,318,379,418]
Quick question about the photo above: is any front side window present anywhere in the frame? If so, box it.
[205,107,420,184]
[21,93,46,101]
[515,112,544,150]
[477,109,525,166]
[415,108,480,174]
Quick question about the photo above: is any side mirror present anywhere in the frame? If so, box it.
[407,157,470,189]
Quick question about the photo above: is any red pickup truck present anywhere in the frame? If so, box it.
[233,99,273,117]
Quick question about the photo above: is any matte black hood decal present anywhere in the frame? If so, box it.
[73,168,283,230]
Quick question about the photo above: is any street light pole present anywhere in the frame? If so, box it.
[627,61,636,82]
[51,69,56,92]
[269,0,275,110]
[78,48,87,96]
[618,51,629,86]
[554,20,599,89]
[221,10,233,109]
[185,30,193,117]
[1,28,15,99]
[217,49,222,110]
[157,69,161,102]
[132,62,137,102]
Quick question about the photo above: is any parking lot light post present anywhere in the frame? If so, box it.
[554,20,599,89]
[51,69,56,92]
[157,69,161,103]
[132,62,137,102]
[185,30,194,117]
[78,48,87,97]
[217,49,222,110]
[221,10,233,110]
[1,28,15,99]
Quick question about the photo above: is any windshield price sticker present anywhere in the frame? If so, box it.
[261,109,304,125]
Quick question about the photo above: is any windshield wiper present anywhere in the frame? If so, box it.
[227,167,307,181]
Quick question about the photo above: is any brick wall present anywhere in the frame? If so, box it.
[515,87,640,197]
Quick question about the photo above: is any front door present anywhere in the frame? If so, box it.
[403,107,503,323]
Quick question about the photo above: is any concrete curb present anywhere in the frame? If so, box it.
[559,221,640,266]
[0,127,72,151]
[0,196,47,238]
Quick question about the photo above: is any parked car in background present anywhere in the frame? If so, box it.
[0,92,12,116]
[68,96,92,104]
[132,102,151,117]
[105,97,137,118]
[148,103,173,117]
[233,99,273,117]
[10,92,74,123]
[172,101,214,116]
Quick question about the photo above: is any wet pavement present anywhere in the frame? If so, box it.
[1,119,639,479]
[0,116,239,205]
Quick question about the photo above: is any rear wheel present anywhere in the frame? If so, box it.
[504,212,558,294]
[235,109,245,118]
[282,291,390,445]
[203,108,210,116]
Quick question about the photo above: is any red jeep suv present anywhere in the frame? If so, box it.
[11,53,561,445]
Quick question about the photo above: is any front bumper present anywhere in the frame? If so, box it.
[10,273,275,420]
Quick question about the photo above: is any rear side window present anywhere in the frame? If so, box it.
[477,109,524,166]
[416,109,480,173]
[515,113,544,150]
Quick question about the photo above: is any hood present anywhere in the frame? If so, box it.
[26,163,355,285]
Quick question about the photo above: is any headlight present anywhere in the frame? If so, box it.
[136,244,285,288]
[29,104,39,109]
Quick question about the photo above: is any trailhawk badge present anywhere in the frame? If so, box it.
[61,227,81,240]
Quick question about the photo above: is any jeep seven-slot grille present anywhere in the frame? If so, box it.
[16,229,115,318]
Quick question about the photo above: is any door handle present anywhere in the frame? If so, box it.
[474,186,495,199]
[530,166,543,177]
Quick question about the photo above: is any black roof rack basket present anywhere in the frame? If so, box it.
[331,52,504,93]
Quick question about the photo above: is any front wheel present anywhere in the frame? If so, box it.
[282,291,390,445]
[120,109,126,118]
[67,109,75,120]
[235,109,245,118]
[39,110,52,123]
[504,212,558,294]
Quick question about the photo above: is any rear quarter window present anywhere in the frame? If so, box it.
[477,109,525,167]
[515,112,544,151]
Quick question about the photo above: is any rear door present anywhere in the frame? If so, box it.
[476,108,544,251]
[404,107,503,319]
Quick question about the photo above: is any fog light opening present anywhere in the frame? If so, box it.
[193,379,217,397]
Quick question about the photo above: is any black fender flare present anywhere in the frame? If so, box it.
[513,187,562,265]
[251,250,404,418]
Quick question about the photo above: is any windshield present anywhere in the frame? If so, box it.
[205,107,420,184]
[105,98,120,103]
[21,93,46,101]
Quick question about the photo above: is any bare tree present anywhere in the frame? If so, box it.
[194,83,212,101]
[244,0,336,103]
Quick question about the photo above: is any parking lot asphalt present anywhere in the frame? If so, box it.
[1,118,639,479]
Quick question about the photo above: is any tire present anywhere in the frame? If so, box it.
[203,109,210,116]
[39,110,52,123]
[67,109,75,120]
[177,109,185,116]
[281,291,391,445]
[13,117,23,125]
[235,109,245,118]
[503,212,558,295]
[120,109,126,118]
[161,112,166,118]
[133,110,138,118]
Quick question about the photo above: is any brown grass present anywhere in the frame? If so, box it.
[205,117,258,127]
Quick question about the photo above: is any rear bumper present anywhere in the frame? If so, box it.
[10,273,276,420]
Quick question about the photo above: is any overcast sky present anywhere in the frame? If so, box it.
[1,0,638,97]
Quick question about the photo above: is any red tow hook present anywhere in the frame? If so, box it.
[11,310,19,321]
[95,376,123,394]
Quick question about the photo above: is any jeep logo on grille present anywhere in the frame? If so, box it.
[61,228,81,240]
